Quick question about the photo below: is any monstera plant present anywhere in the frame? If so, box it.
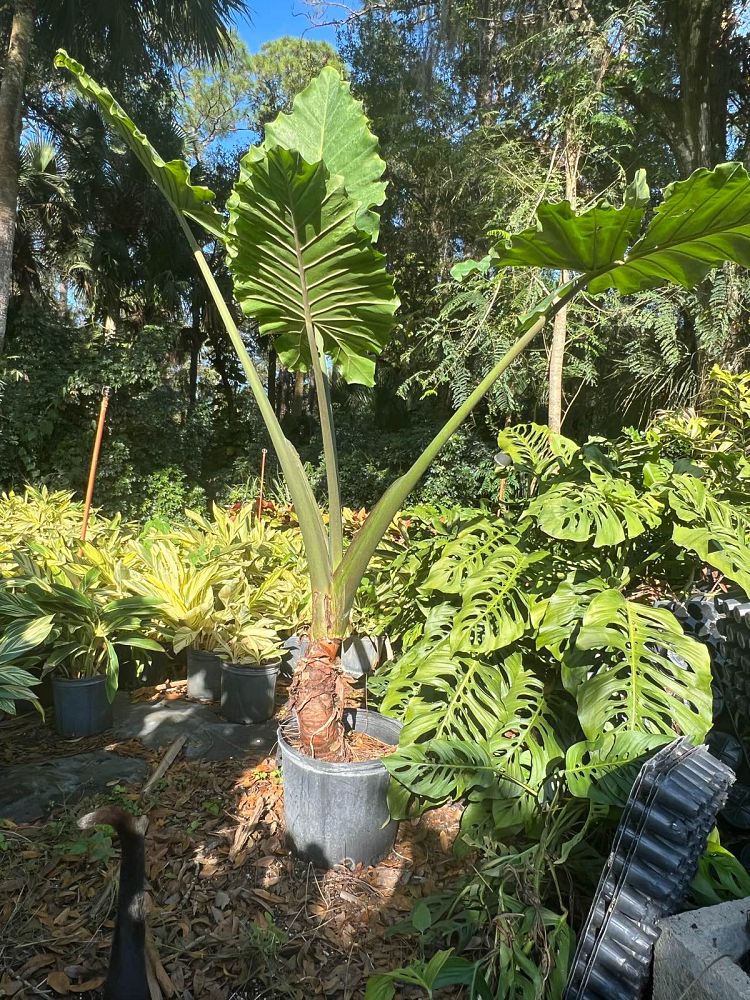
[56,48,750,761]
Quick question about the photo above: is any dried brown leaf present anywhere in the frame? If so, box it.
[20,954,56,976]
[46,971,71,995]
[69,978,105,993]
[0,977,24,998]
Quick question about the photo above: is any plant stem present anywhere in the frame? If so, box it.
[303,316,343,568]
[177,216,332,597]
[334,279,586,619]
[290,214,344,569]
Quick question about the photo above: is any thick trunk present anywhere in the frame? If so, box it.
[289,638,349,760]
[668,0,728,173]
[290,590,349,760]
[663,1,729,394]
[0,1,34,351]
[626,0,729,175]
[602,0,728,176]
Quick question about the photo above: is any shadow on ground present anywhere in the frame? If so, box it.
[0,681,466,1000]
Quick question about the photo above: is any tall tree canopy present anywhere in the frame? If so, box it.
[5,1,750,516]
[0,0,249,348]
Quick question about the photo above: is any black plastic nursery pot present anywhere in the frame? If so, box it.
[278,708,402,868]
[281,634,309,677]
[186,648,222,701]
[341,634,382,677]
[51,676,113,738]
[220,660,280,724]
[281,634,386,679]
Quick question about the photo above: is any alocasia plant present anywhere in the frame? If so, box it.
[55,48,750,760]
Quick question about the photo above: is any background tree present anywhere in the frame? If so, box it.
[334,0,750,431]
[0,0,249,349]
[7,1,750,516]
[174,34,344,161]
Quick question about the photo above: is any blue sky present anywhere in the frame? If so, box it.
[235,3,340,50]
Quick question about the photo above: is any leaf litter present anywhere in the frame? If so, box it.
[0,682,466,999]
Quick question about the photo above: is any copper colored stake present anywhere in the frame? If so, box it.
[257,447,267,519]
[80,387,111,542]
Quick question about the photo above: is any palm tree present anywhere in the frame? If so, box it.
[12,133,82,308]
[0,0,250,350]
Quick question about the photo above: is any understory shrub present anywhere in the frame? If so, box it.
[0,487,311,710]
[368,367,750,995]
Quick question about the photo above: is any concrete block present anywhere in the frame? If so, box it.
[653,897,750,999]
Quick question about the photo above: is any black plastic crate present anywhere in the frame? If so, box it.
[564,738,735,1000]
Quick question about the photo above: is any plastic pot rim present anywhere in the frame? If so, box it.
[220,658,282,673]
[278,709,400,777]
[50,674,107,687]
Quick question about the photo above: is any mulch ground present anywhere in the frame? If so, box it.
[0,682,466,999]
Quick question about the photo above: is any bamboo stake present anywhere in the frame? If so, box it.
[257,447,267,519]
[142,735,187,796]
[80,386,111,542]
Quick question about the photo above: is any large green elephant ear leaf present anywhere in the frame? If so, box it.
[227,145,399,386]
[492,170,650,273]
[263,66,386,239]
[575,590,712,741]
[488,160,750,296]
[54,49,224,239]
[590,162,750,294]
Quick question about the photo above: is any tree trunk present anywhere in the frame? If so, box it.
[475,5,499,115]
[667,0,728,174]
[205,325,235,421]
[0,1,35,352]
[267,340,277,414]
[188,299,200,408]
[664,1,729,389]
[308,371,317,416]
[277,368,286,418]
[289,637,348,760]
[293,369,305,416]
[547,137,578,433]
[622,1,729,175]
